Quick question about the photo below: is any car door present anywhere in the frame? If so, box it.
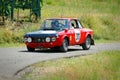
[70,19,82,45]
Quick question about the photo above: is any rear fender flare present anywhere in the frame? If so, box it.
[84,32,91,43]
[84,33,94,45]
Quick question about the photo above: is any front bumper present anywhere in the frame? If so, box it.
[25,41,62,49]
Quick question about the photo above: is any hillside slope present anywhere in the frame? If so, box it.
[0,0,119,44]
[42,0,120,40]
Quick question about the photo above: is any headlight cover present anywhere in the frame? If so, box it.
[52,37,56,42]
[27,37,32,42]
[46,37,50,42]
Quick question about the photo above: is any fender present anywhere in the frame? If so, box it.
[84,32,94,45]
[85,32,91,38]
[59,34,69,46]
[83,32,91,43]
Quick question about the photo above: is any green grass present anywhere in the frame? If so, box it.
[0,0,120,46]
[20,50,120,80]
[95,39,120,43]
[0,43,24,48]
[0,22,40,47]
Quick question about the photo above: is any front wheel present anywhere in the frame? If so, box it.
[82,36,91,50]
[60,38,68,52]
[27,47,35,52]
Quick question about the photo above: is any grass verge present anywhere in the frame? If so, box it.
[0,43,24,48]
[20,50,120,80]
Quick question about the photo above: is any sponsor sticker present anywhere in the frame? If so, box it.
[74,29,81,42]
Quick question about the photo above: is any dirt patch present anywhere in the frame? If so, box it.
[16,66,63,78]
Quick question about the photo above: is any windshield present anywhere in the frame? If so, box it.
[40,19,68,31]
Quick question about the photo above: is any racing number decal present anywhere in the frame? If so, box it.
[74,29,81,42]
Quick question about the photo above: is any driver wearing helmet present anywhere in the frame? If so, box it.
[51,20,59,29]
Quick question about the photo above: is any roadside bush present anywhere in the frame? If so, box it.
[0,29,13,43]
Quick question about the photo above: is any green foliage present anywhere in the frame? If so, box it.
[45,0,65,6]
[0,22,40,45]
[20,51,120,80]
[0,0,11,16]
[0,28,23,44]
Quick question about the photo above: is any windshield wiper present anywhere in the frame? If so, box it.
[43,28,55,30]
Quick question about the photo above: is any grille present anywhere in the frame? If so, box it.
[33,37,46,43]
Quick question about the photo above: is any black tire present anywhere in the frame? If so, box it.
[82,36,91,50]
[60,38,68,52]
[27,47,35,52]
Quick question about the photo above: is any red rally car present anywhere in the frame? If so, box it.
[24,18,94,52]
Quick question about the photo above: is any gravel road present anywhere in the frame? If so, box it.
[0,43,120,80]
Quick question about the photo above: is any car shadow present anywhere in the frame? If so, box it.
[19,47,83,54]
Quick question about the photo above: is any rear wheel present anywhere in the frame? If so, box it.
[60,38,68,52]
[82,36,91,50]
[27,47,35,52]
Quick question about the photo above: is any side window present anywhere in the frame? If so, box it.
[77,20,83,28]
[70,20,77,29]
[70,19,83,29]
